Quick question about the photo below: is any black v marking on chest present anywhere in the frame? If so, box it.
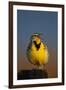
[34,41,41,50]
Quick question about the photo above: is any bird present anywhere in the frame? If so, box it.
[26,33,49,69]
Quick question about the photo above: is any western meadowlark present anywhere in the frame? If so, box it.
[26,33,49,69]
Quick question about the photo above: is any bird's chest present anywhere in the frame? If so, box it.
[27,42,48,65]
[31,43,44,55]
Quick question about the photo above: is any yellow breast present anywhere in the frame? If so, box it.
[27,42,49,66]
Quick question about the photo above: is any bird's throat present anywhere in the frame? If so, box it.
[33,41,41,50]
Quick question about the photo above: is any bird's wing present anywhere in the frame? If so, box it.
[26,41,34,64]
[27,41,32,51]
[43,43,48,49]
[43,42,49,59]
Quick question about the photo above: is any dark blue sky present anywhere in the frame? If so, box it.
[17,10,58,55]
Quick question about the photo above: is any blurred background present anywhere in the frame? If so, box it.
[17,10,58,78]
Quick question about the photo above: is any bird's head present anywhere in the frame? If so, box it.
[31,33,42,44]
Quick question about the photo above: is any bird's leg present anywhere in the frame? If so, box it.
[32,64,37,70]
[38,65,44,70]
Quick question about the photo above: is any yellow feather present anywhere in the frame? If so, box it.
[27,42,49,66]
